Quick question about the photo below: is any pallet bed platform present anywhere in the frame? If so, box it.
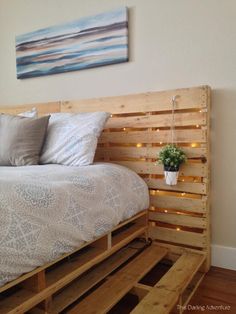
[0,211,148,313]
[0,85,211,313]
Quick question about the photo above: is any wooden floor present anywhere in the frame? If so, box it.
[185,267,236,314]
[108,266,236,314]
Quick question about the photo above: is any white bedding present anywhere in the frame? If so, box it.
[0,163,149,287]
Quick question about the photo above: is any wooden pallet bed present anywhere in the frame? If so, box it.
[0,85,211,313]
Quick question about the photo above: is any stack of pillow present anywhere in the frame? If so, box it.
[0,108,110,167]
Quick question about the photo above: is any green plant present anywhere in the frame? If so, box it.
[158,144,187,171]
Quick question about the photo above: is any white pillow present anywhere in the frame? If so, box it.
[40,112,110,166]
[19,108,38,118]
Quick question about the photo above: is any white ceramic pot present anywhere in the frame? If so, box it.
[164,171,179,185]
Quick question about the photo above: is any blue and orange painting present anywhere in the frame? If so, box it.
[15,7,128,79]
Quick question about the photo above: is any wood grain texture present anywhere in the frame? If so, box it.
[150,194,207,213]
[113,161,207,177]
[67,246,168,314]
[96,146,207,160]
[109,266,235,314]
[149,226,206,248]
[0,101,60,116]
[106,112,206,128]
[52,244,142,313]
[61,86,208,114]
[149,211,206,228]
[99,129,206,144]
[144,178,207,194]
[131,252,205,314]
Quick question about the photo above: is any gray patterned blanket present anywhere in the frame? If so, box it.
[0,163,149,287]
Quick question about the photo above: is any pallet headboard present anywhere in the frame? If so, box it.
[0,85,211,270]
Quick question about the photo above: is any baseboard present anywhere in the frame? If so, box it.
[211,244,236,270]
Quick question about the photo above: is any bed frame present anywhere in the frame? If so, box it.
[0,85,211,313]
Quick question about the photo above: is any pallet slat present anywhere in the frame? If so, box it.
[145,178,207,195]
[150,195,206,213]
[52,242,143,313]
[131,252,205,314]
[67,246,168,314]
[149,226,206,248]
[96,146,207,160]
[106,112,206,129]
[99,129,206,144]
[149,211,206,229]
[61,86,208,114]
[0,102,60,116]
[113,161,207,177]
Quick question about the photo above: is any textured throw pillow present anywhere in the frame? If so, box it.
[18,107,38,118]
[40,112,110,166]
[0,114,50,166]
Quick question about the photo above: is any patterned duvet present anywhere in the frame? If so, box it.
[0,163,149,287]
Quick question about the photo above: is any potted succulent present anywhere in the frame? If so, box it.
[158,144,187,185]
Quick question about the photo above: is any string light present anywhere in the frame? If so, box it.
[181,192,186,196]
[182,179,185,182]
[136,143,142,148]
[199,110,202,113]
[164,210,168,213]
[196,124,199,128]
[159,142,163,145]
[110,114,113,117]
[191,143,197,148]
[123,128,126,131]
[176,227,181,231]
[156,129,160,132]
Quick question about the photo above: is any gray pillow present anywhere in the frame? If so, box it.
[0,114,50,166]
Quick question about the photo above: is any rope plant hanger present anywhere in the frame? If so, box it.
[158,96,187,185]
[170,95,177,145]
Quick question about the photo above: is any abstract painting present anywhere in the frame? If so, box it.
[15,7,128,79]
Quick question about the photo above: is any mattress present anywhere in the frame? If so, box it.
[0,163,149,287]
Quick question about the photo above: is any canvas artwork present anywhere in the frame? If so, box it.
[15,7,128,79]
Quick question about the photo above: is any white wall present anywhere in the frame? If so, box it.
[0,0,236,261]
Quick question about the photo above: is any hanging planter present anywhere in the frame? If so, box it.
[164,166,179,186]
[158,144,186,186]
[156,96,187,186]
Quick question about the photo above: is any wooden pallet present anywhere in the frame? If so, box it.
[59,86,211,272]
[0,85,211,312]
[64,244,205,314]
[0,211,148,314]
